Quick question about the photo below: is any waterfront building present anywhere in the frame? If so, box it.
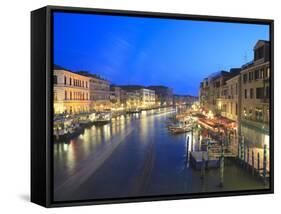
[199,72,227,114]
[199,78,211,110]
[119,85,156,109]
[198,40,270,170]
[216,69,241,122]
[118,85,142,110]
[138,88,156,108]
[240,40,270,149]
[77,71,111,112]
[110,85,126,111]
[53,65,90,115]
[125,90,141,110]
[147,85,173,107]
[110,85,121,104]
[199,68,240,115]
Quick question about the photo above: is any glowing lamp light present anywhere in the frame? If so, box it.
[207,110,214,119]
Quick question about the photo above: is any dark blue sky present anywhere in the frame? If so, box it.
[53,12,269,96]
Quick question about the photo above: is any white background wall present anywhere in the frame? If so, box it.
[0,0,279,213]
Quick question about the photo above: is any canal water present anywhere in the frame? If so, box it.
[53,107,268,202]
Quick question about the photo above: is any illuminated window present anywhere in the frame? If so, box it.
[255,109,263,121]
[243,107,247,117]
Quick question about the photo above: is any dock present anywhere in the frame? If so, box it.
[190,151,220,170]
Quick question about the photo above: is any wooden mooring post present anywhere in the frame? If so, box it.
[198,130,201,150]
[191,129,194,152]
[257,152,260,175]
[207,139,211,162]
[240,136,245,165]
[263,144,267,185]
[238,140,241,160]
[186,136,189,155]
[185,135,190,168]
[252,149,255,175]
[201,154,206,179]
[247,146,250,169]
[219,143,224,187]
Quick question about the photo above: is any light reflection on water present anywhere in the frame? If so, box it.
[54,107,267,201]
[54,108,175,187]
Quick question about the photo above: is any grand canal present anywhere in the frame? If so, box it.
[54,107,267,201]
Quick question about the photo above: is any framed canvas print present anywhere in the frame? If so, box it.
[31,5,274,207]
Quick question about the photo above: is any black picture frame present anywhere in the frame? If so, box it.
[31,5,274,208]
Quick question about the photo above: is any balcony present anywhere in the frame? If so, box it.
[241,118,269,134]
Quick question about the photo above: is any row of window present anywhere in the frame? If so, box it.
[90,95,110,100]
[243,67,270,83]
[65,76,88,88]
[65,91,89,101]
[221,83,238,98]
[201,66,269,91]
[53,75,88,88]
[243,107,269,122]
[222,103,238,116]
[244,86,269,99]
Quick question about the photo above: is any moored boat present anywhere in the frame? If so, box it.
[93,112,112,125]
[169,125,193,134]
[54,125,84,142]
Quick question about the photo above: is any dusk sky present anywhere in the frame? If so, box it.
[53,12,269,96]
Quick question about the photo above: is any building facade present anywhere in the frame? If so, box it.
[110,85,126,110]
[198,40,270,165]
[217,73,241,122]
[199,78,211,110]
[147,86,173,107]
[199,69,240,116]
[53,66,90,115]
[119,85,156,110]
[125,90,141,110]
[138,88,156,108]
[240,40,270,148]
[78,71,111,112]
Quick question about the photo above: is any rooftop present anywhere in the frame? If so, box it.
[53,64,107,81]
[76,71,107,81]
[147,85,171,89]
[254,40,270,50]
